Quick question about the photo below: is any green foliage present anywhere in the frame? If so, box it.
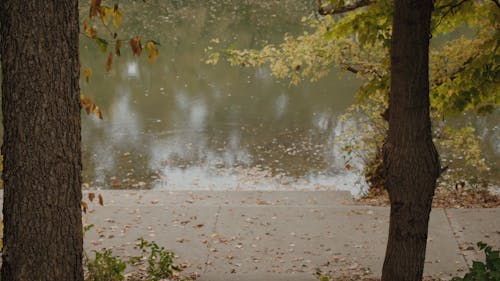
[452,242,500,281]
[315,273,331,281]
[85,249,126,281]
[437,126,490,185]
[127,238,193,281]
[83,224,95,235]
[84,239,193,281]
[132,238,183,281]
[207,0,499,190]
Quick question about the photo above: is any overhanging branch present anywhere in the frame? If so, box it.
[317,0,374,15]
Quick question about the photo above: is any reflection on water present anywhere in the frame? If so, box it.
[76,0,498,195]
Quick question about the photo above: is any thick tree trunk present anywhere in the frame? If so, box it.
[0,1,83,280]
[381,1,440,281]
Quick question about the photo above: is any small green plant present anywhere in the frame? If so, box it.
[133,238,183,281]
[85,249,126,281]
[452,242,500,281]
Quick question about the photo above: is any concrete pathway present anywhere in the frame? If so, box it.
[80,190,500,280]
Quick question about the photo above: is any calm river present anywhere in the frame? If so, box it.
[1,1,498,195]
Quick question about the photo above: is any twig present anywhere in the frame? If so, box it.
[433,0,471,31]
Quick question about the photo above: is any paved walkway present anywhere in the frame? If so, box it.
[80,190,500,280]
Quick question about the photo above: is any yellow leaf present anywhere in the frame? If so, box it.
[81,201,88,213]
[113,10,123,28]
[83,68,92,83]
[99,6,113,26]
[88,193,95,202]
[83,19,96,39]
[105,51,113,72]
[80,95,103,120]
[146,41,159,64]
[98,194,104,206]
[129,37,142,56]
[80,95,93,114]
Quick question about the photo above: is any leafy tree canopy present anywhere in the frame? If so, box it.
[207,0,499,188]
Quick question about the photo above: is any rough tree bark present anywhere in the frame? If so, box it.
[381,1,440,280]
[0,1,83,280]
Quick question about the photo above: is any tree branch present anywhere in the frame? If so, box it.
[345,66,359,74]
[433,0,471,31]
[317,0,374,15]
[432,55,476,87]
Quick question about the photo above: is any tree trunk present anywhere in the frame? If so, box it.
[381,1,440,281]
[0,1,83,280]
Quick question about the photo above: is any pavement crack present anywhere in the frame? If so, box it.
[444,208,468,266]
[203,204,222,274]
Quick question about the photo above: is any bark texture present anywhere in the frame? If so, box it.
[0,1,83,280]
[381,1,440,280]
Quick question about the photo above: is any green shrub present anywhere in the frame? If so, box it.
[134,238,182,281]
[452,242,500,281]
[85,249,126,281]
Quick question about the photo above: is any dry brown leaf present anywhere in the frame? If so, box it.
[83,20,96,39]
[81,201,88,213]
[105,51,113,72]
[89,0,102,18]
[129,37,142,56]
[98,194,104,206]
